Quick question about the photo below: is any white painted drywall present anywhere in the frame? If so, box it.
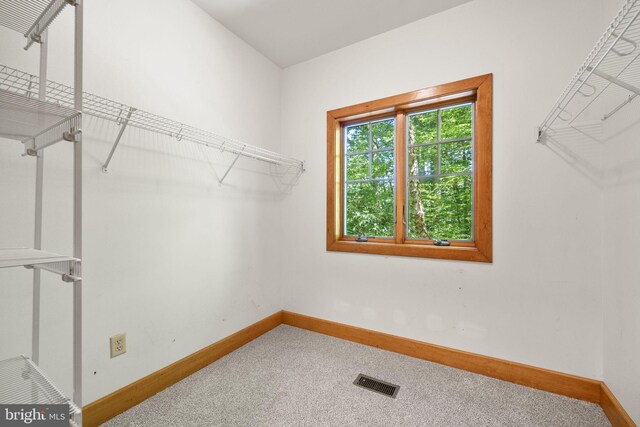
[599,0,640,420]
[600,0,640,417]
[0,0,286,404]
[602,102,640,423]
[191,0,473,67]
[279,0,609,381]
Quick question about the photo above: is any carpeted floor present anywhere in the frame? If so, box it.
[103,325,610,426]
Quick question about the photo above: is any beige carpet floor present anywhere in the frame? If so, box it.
[103,325,610,426]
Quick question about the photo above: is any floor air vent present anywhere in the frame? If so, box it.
[353,374,399,398]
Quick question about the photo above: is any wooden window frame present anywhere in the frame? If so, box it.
[327,74,492,262]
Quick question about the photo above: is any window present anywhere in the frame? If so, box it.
[327,74,492,262]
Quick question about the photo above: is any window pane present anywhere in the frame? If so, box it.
[346,181,395,237]
[372,150,394,179]
[440,140,472,174]
[371,119,394,150]
[346,154,369,181]
[345,123,369,152]
[409,111,437,144]
[408,145,438,177]
[440,104,472,140]
[407,175,472,240]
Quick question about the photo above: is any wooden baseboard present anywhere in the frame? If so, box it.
[82,311,283,427]
[283,311,637,425]
[601,383,637,427]
[282,311,601,402]
[82,309,636,427]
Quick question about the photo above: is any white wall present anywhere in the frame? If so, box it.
[0,0,285,404]
[600,48,640,426]
[601,103,640,423]
[280,0,609,380]
[595,1,640,422]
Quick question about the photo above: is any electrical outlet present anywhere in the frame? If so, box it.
[110,333,126,358]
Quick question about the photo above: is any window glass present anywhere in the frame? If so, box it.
[440,104,473,140]
[346,154,369,181]
[407,176,473,240]
[344,118,395,238]
[345,123,369,152]
[409,110,438,143]
[371,119,395,149]
[407,103,473,240]
[441,140,472,174]
[345,181,395,237]
[372,150,394,179]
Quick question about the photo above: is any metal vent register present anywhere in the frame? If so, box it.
[353,374,400,398]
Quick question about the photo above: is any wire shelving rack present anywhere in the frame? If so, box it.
[0,64,305,175]
[0,0,83,425]
[0,356,81,427]
[0,89,81,152]
[0,248,81,281]
[0,0,72,50]
[538,0,640,142]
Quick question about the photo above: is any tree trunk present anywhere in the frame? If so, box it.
[407,123,429,238]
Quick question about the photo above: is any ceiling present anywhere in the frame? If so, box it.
[191,0,473,68]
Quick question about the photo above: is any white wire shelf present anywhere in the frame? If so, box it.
[0,355,81,427]
[0,0,72,50]
[0,248,81,281]
[0,89,81,152]
[0,64,305,172]
[538,0,640,142]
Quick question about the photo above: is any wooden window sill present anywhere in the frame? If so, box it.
[327,240,491,262]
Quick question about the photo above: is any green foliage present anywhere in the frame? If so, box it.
[406,104,473,240]
[440,105,472,140]
[441,140,472,174]
[410,145,437,176]
[343,104,473,240]
[346,154,369,180]
[407,176,472,240]
[410,110,437,143]
[371,119,394,149]
[345,123,369,152]
[372,150,394,178]
[344,118,396,237]
[345,182,395,237]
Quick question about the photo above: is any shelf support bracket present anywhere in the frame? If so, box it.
[102,107,135,173]
[603,94,637,121]
[24,0,78,50]
[219,146,246,185]
[63,129,82,142]
[587,67,640,121]
[587,67,640,96]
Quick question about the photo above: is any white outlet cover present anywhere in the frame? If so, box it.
[110,333,126,358]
